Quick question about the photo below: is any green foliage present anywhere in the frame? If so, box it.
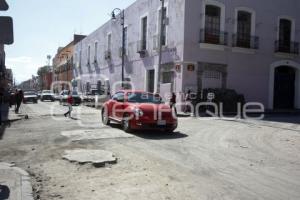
[37,65,51,76]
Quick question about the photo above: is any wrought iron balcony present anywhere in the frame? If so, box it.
[199,28,228,45]
[275,40,299,54]
[232,34,259,49]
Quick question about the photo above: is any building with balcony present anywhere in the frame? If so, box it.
[74,0,300,110]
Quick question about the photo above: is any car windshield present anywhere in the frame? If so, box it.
[127,92,162,104]
[24,92,36,95]
[72,91,78,95]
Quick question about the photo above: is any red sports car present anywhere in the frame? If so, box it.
[102,90,178,133]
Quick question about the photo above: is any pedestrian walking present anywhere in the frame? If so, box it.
[15,89,24,114]
[64,91,73,117]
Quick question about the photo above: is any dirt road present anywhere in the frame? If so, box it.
[0,101,299,200]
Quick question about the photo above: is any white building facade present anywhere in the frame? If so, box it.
[74,0,300,110]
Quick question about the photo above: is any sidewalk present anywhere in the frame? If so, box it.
[2,105,24,123]
[0,162,34,200]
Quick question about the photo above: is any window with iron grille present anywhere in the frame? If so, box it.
[204,71,221,79]
[237,11,251,48]
[278,19,292,52]
[205,5,221,44]
[162,71,173,84]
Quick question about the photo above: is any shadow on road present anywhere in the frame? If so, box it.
[109,123,188,140]
[263,114,300,124]
[133,131,188,140]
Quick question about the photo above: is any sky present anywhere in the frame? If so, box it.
[4,0,136,84]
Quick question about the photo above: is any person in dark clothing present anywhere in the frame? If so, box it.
[169,92,176,108]
[15,89,24,113]
[169,92,177,115]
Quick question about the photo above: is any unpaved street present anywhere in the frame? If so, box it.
[1,101,300,200]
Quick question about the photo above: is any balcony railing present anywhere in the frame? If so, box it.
[232,34,259,49]
[199,28,228,46]
[275,40,299,54]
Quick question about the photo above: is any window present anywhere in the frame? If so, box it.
[278,19,292,52]
[162,71,173,84]
[107,34,112,51]
[205,5,221,44]
[88,46,91,64]
[79,50,82,67]
[237,11,251,48]
[158,7,167,46]
[141,16,148,50]
[94,42,98,61]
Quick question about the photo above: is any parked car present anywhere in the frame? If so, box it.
[54,93,61,101]
[23,91,38,104]
[59,90,82,105]
[102,90,178,133]
[40,90,55,102]
[85,89,109,108]
[37,91,42,99]
[78,92,88,103]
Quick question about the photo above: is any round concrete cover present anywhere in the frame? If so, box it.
[63,149,117,167]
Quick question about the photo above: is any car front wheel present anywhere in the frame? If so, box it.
[122,113,132,133]
[102,107,110,125]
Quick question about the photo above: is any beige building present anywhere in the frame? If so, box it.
[52,35,85,92]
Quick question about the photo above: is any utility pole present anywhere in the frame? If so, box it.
[156,0,165,94]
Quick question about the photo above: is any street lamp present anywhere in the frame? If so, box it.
[111,8,125,88]
[156,0,165,94]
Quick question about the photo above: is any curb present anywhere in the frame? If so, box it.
[0,162,34,200]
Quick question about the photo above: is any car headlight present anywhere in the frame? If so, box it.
[133,108,144,117]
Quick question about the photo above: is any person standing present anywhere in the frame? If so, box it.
[169,92,176,108]
[64,91,73,118]
[169,92,177,115]
[15,89,24,114]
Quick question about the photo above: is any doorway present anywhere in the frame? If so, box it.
[273,66,295,109]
